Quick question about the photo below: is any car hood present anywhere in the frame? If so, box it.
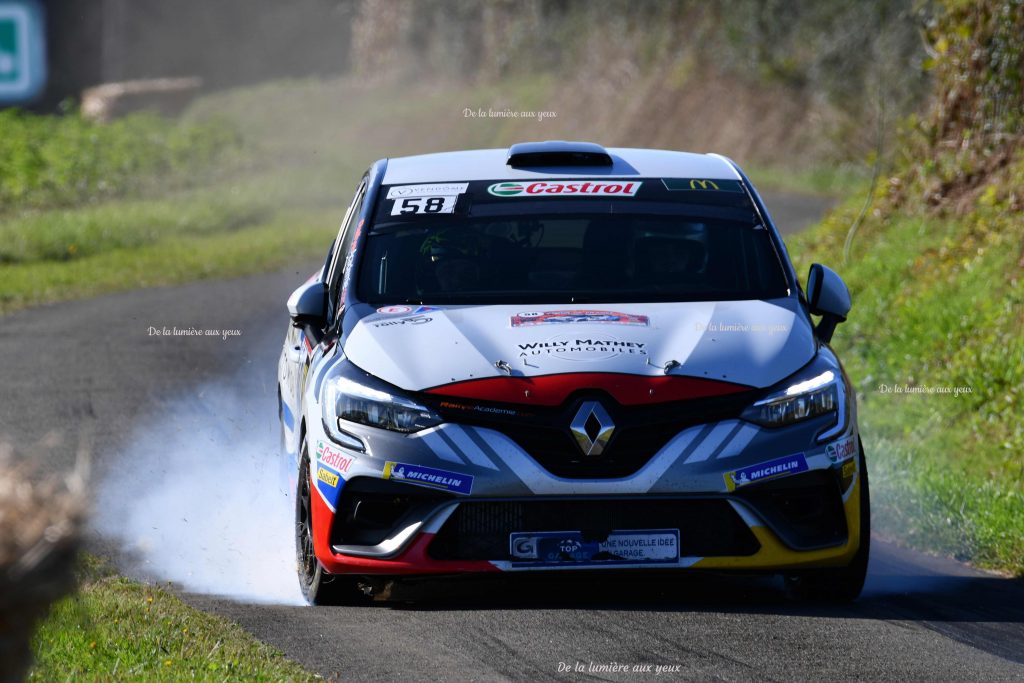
[343,299,816,403]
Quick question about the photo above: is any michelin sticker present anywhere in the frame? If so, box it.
[383,461,474,495]
[826,435,857,464]
[725,453,808,491]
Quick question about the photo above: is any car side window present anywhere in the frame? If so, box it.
[326,178,367,321]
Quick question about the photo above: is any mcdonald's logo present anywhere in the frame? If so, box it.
[689,179,720,190]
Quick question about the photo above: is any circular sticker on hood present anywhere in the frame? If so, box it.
[377,305,412,315]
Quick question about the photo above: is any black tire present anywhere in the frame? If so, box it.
[295,438,368,606]
[785,442,870,602]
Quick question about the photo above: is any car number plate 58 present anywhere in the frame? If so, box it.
[509,529,679,565]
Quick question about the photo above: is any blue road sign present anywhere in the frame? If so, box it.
[0,0,46,105]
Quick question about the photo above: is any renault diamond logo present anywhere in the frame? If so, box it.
[570,401,614,457]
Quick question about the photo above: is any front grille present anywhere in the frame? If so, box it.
[426,390,758,479]
[428,498,760,560]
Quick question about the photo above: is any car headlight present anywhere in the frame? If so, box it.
[742,370,838,429]
[323,376,442,437]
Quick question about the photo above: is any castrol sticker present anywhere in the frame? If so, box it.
[487,180,642,197]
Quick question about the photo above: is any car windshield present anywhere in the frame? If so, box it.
[357,178,790,304]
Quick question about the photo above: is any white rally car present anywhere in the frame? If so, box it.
[278,141,867,604]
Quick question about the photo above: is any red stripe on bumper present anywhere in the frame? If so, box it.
[319,533,500,576]
[312,487,498,575]
[426,372,751,406]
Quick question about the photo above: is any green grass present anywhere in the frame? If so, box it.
[0,162,355,313]
[29,556,317,681]
[0,109,240,210]
[0,96,359,313]
[787,165,1024,574]
[0,208,338,313]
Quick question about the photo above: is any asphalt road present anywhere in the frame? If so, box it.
[3,191,1023,681]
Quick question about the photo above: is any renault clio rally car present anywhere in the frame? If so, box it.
[278,141,868,604]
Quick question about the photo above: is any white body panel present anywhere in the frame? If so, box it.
[381,148,742,185]
[344,299,813,391]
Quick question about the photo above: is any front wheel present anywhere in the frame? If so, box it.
[295,438,367,605]
[785,442,870,602]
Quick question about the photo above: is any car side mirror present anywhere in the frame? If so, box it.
[287,280,327,329]
[806,263,851,343]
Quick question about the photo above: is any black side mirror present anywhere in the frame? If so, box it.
[287,280,327,329]
[806,263,851,343]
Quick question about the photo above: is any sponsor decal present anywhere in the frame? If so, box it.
[317,467,340,488]
[387,184,466,216]
[377,305,438,315]
[662,178,744,193]
[339,219,364,304]
[517,335,647,362]
[390,195,458,216]
[487,180,642,198]
[509,530,679,565]
[725,453,808,491]
[371,315,432,328]
[385,183,468,199]
[826,435,857,464]
[316,440,354,473]
[438,401,535,418]
[383,461,474,495]
[511,310,650,328]
[842,459,857,479]
[377,305,412,315]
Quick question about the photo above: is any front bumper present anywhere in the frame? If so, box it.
[307,413,863,576]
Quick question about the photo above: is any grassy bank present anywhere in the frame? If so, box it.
[788,161,1024,575]
[30,557,317,680]
[0,103,363,313]
[787,0,1024,575]
[0,109,240,210]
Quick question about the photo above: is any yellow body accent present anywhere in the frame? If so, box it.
[693,467,861,570]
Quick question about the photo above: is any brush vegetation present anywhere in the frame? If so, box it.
[789,0,1024,574]
[0,458,84,681]
[0,109,240,210]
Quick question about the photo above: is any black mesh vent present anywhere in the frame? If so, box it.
[734,469,849,550]
[428,498,760,561]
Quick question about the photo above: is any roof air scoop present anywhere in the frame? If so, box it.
[506,141,613,168]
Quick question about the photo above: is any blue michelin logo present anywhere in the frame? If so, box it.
[726,453,808,491]
[383,461,474,495]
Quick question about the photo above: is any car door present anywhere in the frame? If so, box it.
[280,178,367,449]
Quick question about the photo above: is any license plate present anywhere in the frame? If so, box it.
[509,529,679,566]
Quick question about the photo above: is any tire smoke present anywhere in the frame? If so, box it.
[95,379,305,605]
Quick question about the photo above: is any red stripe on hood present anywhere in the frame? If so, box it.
[425,373,751,406]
